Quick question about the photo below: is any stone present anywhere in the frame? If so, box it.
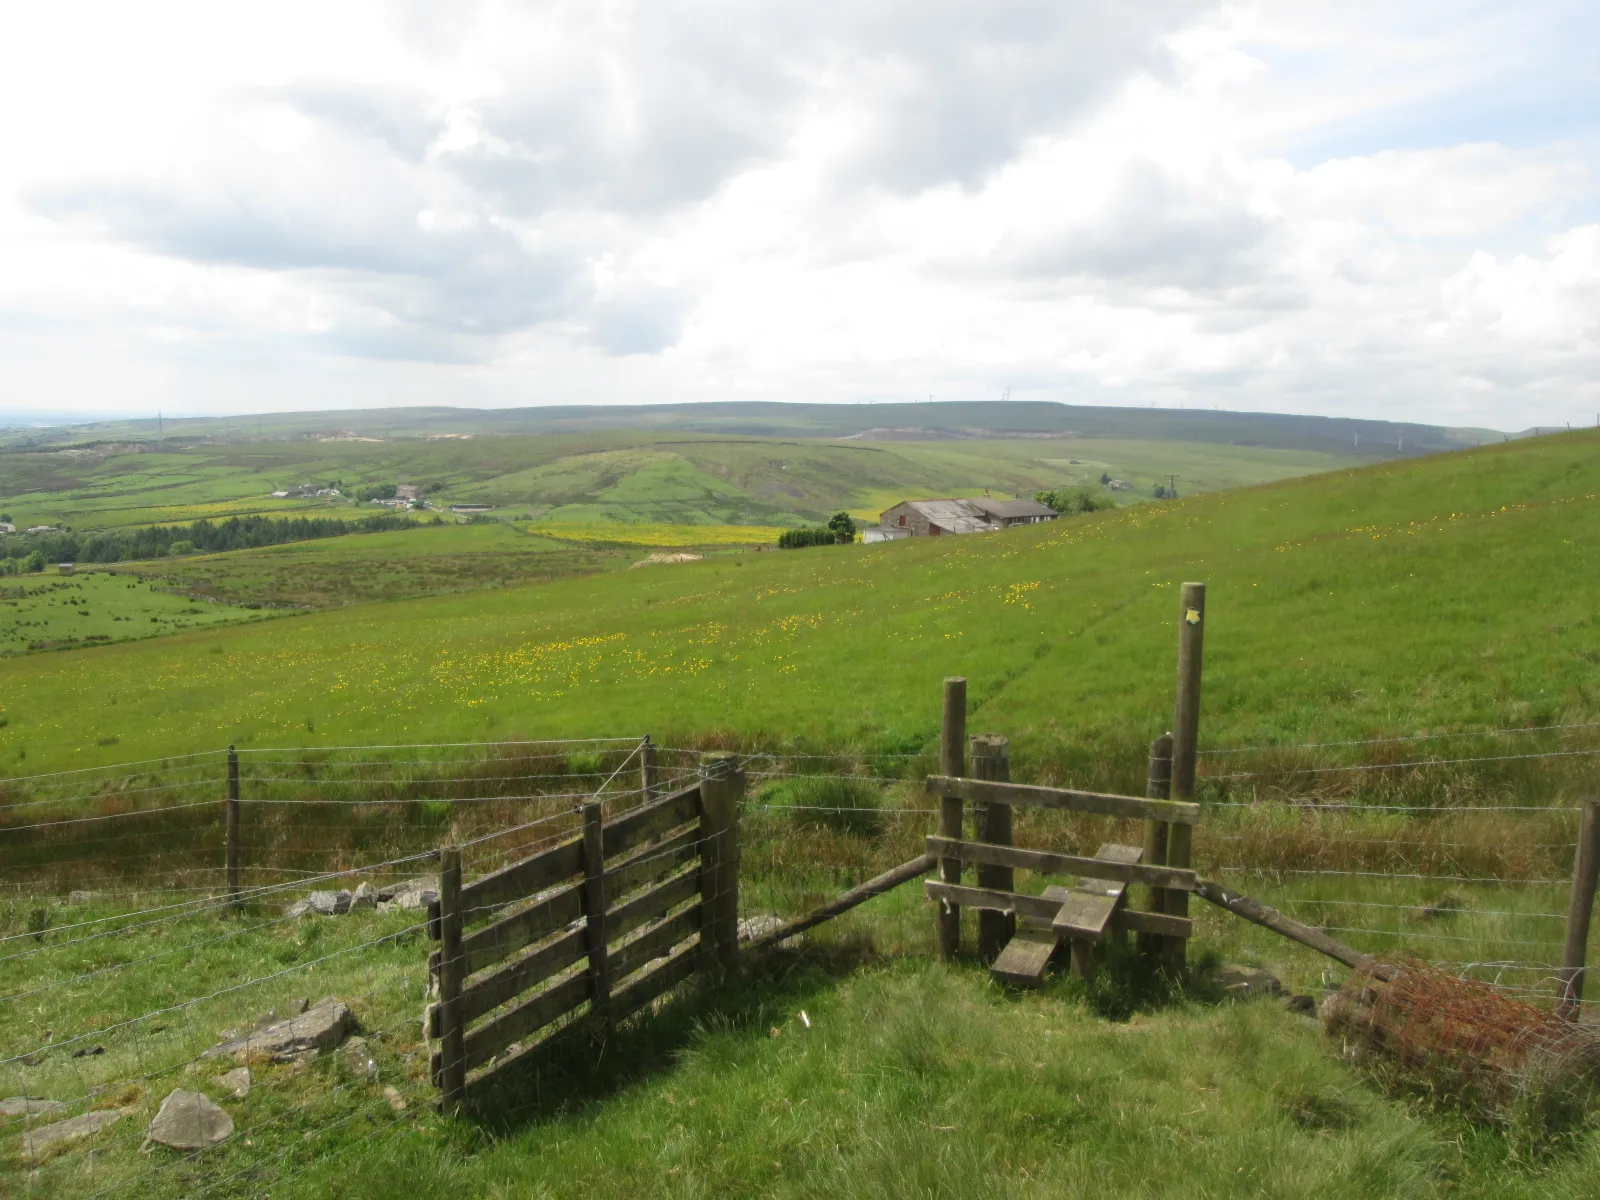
[376,878,438,912]
[332,890,353,915]
[1217,964,1284,999]
[22,1109,125,1158]
[383,1086,406,1113]
[216,1068,251,1099]
[0,1097,64,1120]
[147,1089,233,1150]
[349,882,376,911]
[340,1037,378,1082]
[737,913,787,942]
[206,999,354,1062]
[1286,994,1318,1017]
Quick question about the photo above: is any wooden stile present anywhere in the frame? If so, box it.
[970,735,1013,963]
[1139,733,1174,959]
[923,836,1196,891]
[697,753,743,976]
[923,776,1199,825]
[924,881,1191,939]
[1165,582,1205,972]
[937,677,967,960]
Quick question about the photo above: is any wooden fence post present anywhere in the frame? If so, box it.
[1558,798,1600,1019]
[225,746,241,911]
[436,846,467,1113]
[937,677,967,960]
[971,735,1013,963]
[640,735,659,803]
[1138,732,1173,959]
[581,802,610,1022]
[1166,582,1205,972]
[698,752,744,976]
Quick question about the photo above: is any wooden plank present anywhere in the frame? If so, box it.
[601,782,701,860]
[459,927,586,1027]
[923,837,1197,891]
[990,928,1057,988]
[581,803,609,1014]
[457,970,590,1074]
[458,828,703,979]
[609,940,699,1025]
[926,881,1192,939]
[435,847,467,1110]
[924,776,1200,825]
[608,868,699,945]
[461,835,583,919]
[606,824,701,899]
[1052,890,1119,939]
[697,755,742,975]
[461,884,583,977]
[746,855,935,953]
[1193,878,1392,977]
[936,676,967,960]
[609,904,702,983]
[971,735,1014,964]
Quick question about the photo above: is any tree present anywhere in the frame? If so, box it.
[826,511,856,543]
[22,550,45,573]
[168,540,196,556]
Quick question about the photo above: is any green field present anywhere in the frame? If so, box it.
[0,428,1363,538]
[0,430,1592,775]
[109,523,634,611]
[2,428,1596,1199]
[0,571,267,658]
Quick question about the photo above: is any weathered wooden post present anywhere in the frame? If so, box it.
[436,846,467,1112]
[937,677,967,960]
[225,746,241,911]
[698,752,744,976]
[581,802,610,1022]
[1558,798,1600,1019]
[1166,582,1205,970]
[971,735,1013,963]
[1138,732,1174,958]
[640,735,659,803]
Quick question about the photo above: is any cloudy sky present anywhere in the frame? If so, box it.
[0,1,1595,429]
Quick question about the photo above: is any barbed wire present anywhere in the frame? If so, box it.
[1205,746,1600,781]
[1198,719,1600,756]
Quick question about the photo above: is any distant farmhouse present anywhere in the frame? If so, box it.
[866,497,1058,541]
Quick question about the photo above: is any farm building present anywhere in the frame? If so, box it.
[874,498,1058,539]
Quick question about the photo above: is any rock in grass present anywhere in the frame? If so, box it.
[148,1089,233,1149]
[206,1000,353,1062]
[22,1109,125,1158]
[0,1097,65,1120]
[383,1086,406,1113]
[215,1068,251,1099]
[349,882,376,911]
[1217,964,1284,999]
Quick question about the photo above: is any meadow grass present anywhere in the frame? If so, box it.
[527,522,795,547]
[0,429,1593,779]
[0,572,266,658]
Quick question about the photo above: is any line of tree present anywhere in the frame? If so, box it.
[778,512,857,548]
[1033,488,1109,515]
[0,512,420,572]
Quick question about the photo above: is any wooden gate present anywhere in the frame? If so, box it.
[427,756,744,1109]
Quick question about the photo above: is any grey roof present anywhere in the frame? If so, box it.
[892,500,995,534]
[964,497,1057,520]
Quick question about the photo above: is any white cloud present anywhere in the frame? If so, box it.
[0,0,1595,426]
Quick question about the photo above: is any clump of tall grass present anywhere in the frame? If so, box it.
[761,776,884,837]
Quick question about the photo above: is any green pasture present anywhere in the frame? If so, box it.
[0,430,1593,777]
[111,523,631,611]
[0,572,265,659]
[1,429,1360,538]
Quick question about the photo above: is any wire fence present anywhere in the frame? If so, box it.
[2,724,1597,1193]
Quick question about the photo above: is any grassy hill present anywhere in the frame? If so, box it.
[0,429,1593,777]
[2,399,1493,458]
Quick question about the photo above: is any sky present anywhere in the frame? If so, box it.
[0,1,1595,430]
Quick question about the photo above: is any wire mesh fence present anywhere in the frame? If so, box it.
[1,724,1597,1193]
